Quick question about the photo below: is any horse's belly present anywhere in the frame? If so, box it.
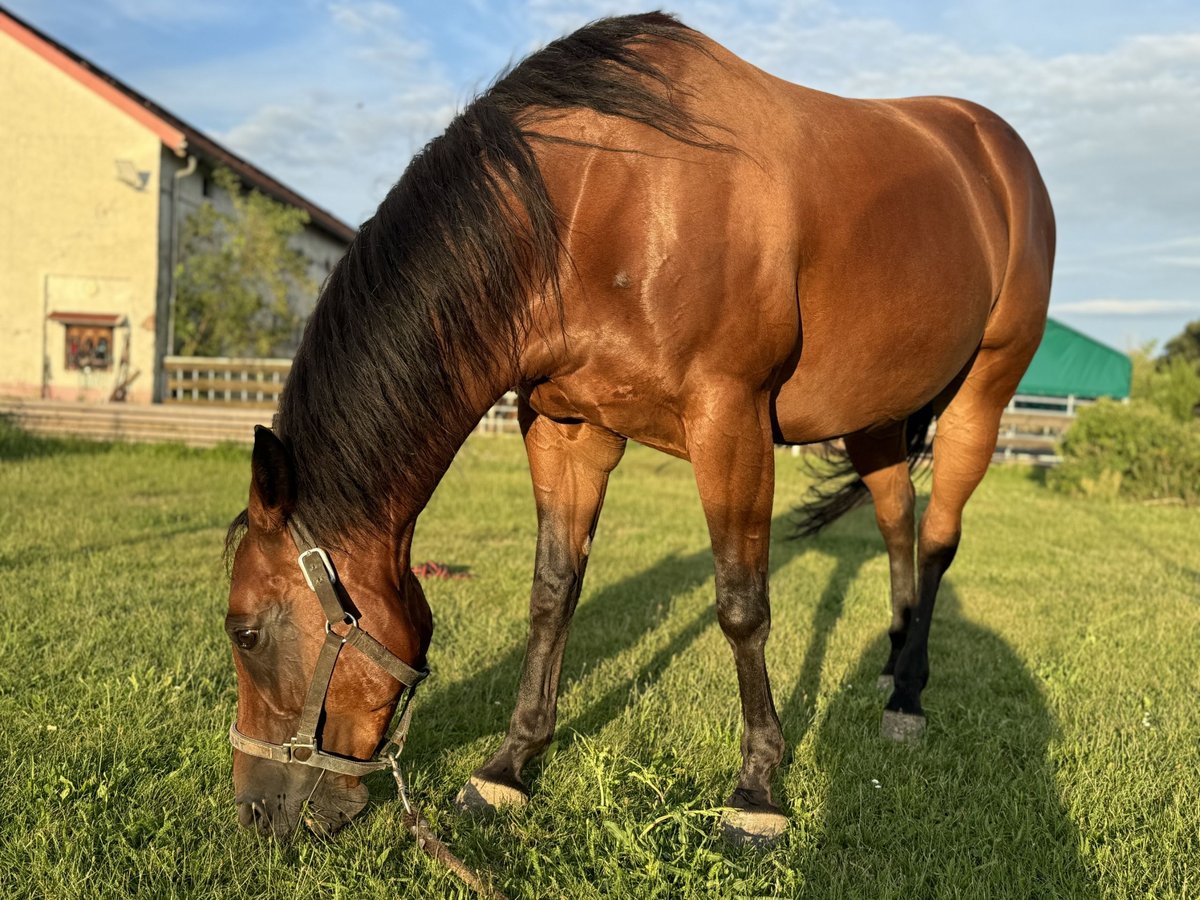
[771,296,989,443]
[772,374,942,444]
[771,149,1002,441]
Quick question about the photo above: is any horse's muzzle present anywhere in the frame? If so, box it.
[234,755,369,839]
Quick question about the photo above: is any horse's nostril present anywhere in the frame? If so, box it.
[237,798,272,832]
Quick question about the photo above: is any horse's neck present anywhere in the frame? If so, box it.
[393,364,517,525]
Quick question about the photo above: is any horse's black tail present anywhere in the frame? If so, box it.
[791,402,935,538]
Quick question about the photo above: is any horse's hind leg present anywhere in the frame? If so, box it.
[456,407,625,812]
[881,346,1034,742]
[843,424,916,693]
[688,390,787,846]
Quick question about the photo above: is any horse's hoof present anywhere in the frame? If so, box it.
[876,674,894,692]
[719,807,789,848]
[880,709,926,744]
[454,776,528,813]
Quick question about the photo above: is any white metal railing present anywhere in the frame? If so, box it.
[163,356,522,432]
[161,358,1098,451]
[163,356,291,406]
[1006,393,1097,416]
[475,391,519,434]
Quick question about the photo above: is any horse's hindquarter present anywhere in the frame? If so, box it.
[771,94,1025,442]
[522,37,1040,451]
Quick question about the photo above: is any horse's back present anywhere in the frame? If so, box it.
[523,29,1054,450]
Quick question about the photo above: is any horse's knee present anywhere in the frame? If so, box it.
[716,577,770,642]
[918,533,959,574]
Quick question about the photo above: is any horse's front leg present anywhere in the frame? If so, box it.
[688,390,787,846]
[456,410,625,812]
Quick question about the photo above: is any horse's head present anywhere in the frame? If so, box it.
[225,426,432,838]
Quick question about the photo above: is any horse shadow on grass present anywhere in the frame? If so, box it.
[389,500,1095,895]
[398,510,815,788]
[772,515,1097,895]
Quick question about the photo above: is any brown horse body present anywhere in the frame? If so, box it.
[225,14,1052,844]
[525,65,1049,452]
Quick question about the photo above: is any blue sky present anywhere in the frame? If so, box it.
[12,0,1200,349]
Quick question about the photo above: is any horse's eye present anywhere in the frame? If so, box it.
[233,628,260,651]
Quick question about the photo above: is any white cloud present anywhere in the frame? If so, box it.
[104,0,243,25]
[327,1,403,32]
[1054,299,1200,316]
[137,1,460,223]
[1154,255,1200,268]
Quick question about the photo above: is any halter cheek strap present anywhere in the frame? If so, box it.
[228,517,429,777]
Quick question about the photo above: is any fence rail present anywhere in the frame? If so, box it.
[6,360,1101,457]
[162,356,522,434]
[164,356,291,407]
[1007,393,1095,416]
[0,398,264,447]
[996,395,1082,463]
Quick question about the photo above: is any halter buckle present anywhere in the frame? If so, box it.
[298,546,337,589]
[282,737,317,763]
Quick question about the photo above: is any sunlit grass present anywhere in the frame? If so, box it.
[0,421,1196,897]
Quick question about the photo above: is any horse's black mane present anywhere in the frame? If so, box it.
[263,12,720,547]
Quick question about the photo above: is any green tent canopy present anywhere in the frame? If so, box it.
[1016,318,1132,399]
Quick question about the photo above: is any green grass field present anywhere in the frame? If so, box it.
[1,421,1197,898]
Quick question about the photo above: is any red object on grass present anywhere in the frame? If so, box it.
[411,561,471,579]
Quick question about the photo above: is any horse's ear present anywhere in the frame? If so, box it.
[248,425,294,531]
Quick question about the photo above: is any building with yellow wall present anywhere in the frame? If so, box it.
[0,8,353,404]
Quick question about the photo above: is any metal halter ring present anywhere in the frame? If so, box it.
[324,612,359,636]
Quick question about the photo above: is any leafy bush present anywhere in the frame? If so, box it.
[1051,399,1200,504]
[1131,351,1200,423]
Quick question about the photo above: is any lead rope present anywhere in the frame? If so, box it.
[385,694,508,900]
[390,762,508,900]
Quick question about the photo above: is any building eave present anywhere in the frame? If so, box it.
[0,9,187,154]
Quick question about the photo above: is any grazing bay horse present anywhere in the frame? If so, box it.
[224,13,1053,844]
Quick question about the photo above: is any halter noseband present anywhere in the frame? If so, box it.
[228,517,429,778]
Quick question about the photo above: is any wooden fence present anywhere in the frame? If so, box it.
[3,357,1093,457]
[162,356,521,435]
[163,356,290,409]
[994,394,1093,463]
[0,398,264,448]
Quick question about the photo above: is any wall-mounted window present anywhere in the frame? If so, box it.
[65,324,113,370]
[48,312,125,371]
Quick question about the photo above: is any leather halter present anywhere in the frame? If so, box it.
[228,516,429,778]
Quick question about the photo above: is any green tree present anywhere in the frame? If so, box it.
[1131,334,1200,422]
[173,167,314,357]
[1052,327,1200,504]
[1161,319,1200,369]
